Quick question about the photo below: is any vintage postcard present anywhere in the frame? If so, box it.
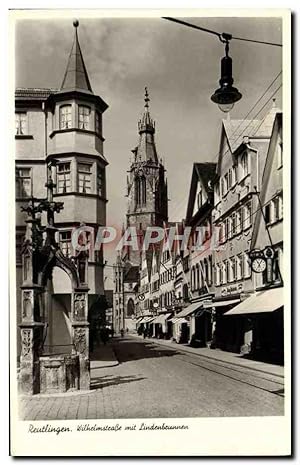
[10,8,291,456]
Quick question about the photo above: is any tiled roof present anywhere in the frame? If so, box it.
[223,105,281,153]
[15,87,58,100]
[223,118,261,153]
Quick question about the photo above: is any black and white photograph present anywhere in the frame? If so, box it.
[10,8,291,456]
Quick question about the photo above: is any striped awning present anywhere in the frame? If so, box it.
[224,288,283,316]
[171,317,188,324]
[174,302,203,318]
[152,313,172,325]
[138,316,155,324]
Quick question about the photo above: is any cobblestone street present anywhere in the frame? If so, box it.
[19,336,284,421]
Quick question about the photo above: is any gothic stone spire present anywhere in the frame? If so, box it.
[136,87,158,163]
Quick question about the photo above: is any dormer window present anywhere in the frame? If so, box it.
[59,105,72,129]
[78,105,90,130]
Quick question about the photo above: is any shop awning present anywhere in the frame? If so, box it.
[207,299,240,308]
[171,317,187,325]
[174,302,203,319]
[224,287,283,316]
[138,316,155,324]
[152,313,172,325]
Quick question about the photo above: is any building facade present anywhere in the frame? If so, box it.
[211,104,281,353]
[15,22,108,356]
[224,112,284,363]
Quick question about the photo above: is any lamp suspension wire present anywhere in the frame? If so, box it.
[162,17,283,47]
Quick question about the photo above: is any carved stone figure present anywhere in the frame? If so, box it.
[74,294,86,320]
[73,328,87,354]
[22,290,32,319]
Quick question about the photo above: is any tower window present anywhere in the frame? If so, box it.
[135,176,147,206]
[78,105,90,130]
[57,162,71,193]
[16,167,32,198]
[59,105,72,129]
[15,113,27,135]
[97,166,105,197]
[59,231,72,257]
[141,176,146,205]
[95,111,102,135]
[78,162,91,193]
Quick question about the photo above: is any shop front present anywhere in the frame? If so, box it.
[224,286,284,364]
[208,298,241,352]
[152,313,172,339]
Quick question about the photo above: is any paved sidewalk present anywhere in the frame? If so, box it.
[129,334,284,378]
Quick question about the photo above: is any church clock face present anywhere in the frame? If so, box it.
[251,257,267,273]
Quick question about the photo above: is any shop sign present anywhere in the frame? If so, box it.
[221,283,244,296]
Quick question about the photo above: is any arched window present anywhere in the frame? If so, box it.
[135,178,141,205]
[59,105,72,129]
[141,176,146,205]
[127,298,135,317]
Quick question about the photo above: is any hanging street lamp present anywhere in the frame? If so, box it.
[162,17,281,113]
[211,33,242,113]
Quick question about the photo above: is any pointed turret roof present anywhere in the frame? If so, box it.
[135,88,158,163]
[61,20,93,93]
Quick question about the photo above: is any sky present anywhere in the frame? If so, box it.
[15,15,282,287]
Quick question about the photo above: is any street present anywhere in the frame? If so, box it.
[20,336,284,421]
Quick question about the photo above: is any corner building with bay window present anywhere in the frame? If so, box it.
[15,23,108,357]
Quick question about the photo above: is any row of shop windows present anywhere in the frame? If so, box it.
[15,163,105,198]
[160,291,175,308]
[214,253,251,286]
[218,201,252,243]
[214,248,284,286]
[15,106,102,136]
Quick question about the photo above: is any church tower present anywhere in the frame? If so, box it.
[125,88,168,264]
